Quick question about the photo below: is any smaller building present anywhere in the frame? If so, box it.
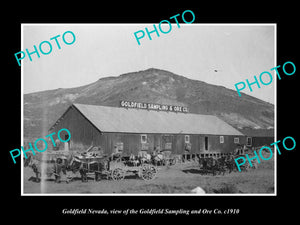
[239,128,275,148]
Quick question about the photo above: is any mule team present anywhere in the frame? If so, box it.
[24,148,174,183]
[24,147,256,183]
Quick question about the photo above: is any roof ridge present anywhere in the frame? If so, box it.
[72,103,219,117]
[70,103,243,136]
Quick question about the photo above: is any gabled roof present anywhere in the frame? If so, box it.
[66,103,244,136]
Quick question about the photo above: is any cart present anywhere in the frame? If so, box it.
[108,157,157,181]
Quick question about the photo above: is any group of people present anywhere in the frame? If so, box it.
[28,144,176,183]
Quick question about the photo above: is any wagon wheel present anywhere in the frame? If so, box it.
[66,173,74,183]
[111,168,125,181]
[139,164,157,181]
[46,171,53,178]
[169,158,176,166]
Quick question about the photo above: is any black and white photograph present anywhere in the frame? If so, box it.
[4,4,298,221]
[21,24,276,195]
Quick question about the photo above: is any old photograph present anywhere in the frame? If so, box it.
[21,24,275,195]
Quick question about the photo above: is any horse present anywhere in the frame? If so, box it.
[227,154,250,172]
[24,154,66,182]
[126,154,140,167]
[52,158,68,183]
[198,157,220,175]
[152,153,164,166]
[215,157,227,175]
[23,155,43,182]
[137,151,152,164]
[223,154,238,173]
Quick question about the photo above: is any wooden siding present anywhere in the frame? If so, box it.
[50,106,103,150]
[247,136,274,148]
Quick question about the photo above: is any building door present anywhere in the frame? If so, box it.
[246,137,252,147]
[162,135,173,151]
[154,135,162,151]
[204,136,209,151]
[64,134,70,151]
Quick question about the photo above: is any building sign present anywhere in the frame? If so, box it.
[120,100,189,113]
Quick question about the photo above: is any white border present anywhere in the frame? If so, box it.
[21,23,24,194]
[21,23,277,196]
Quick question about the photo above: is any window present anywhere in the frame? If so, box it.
[163,135,173,150]
[220,136,224,144]
[204,136,208,151]
[234,137,239,144]
[246,137,252,146]
[116,142,124,152]
[58,129,70,142]
[64,134,69,142]
[141,134,147,143]
[185,135,190,143]
[165,142,172,150]
[163,135,172,143]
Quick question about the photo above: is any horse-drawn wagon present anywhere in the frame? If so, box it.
[196,145,262,175]
[24,148,158,183]
[197,154,240,175]
[68,151,158,181]
[138,149,178,166]
[109,157,157,181]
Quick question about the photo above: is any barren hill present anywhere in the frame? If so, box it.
[24,68,274,138]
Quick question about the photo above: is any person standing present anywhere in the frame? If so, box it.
[54,138,60,151]
[53,158,66,183]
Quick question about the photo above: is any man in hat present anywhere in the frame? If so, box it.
[53,158,67,183]
[54,138,61,151]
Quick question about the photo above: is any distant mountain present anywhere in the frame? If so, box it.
[24,68,274,138]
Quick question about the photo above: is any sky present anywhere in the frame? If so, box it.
[22,24,275,103]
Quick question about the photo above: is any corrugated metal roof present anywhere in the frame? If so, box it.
[72,103,244,136]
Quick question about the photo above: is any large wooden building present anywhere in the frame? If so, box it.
[49,104,245,158]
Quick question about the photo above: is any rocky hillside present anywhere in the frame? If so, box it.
[24,68,274,138]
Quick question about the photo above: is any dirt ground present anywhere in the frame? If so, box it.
[23,159,274,195]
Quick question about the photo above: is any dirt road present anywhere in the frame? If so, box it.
[23,160,274,195]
